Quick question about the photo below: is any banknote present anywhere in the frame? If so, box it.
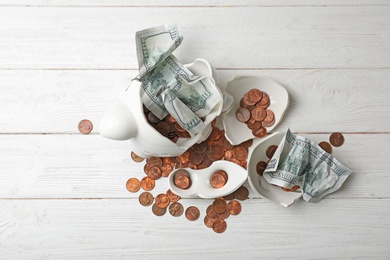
[136,24,183,77]
[264,129,353,203]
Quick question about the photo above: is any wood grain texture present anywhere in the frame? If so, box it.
[0,134,387,199]
[1,69,390,133]
[0,6,389,69]
[0,198,389,259]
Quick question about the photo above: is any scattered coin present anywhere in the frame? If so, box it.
[131,151,145,162]
[185,206,200,221]
[212,218,227,233]
[204,215,215,228]
[233,146,248,161]
[152,203,166,216]
[168,202,184,217]
[78,119,93,134]
[213,198,228,214]
[166,189,180,202]
[138,192,154,206]
[140,176,155,191]
[266,145,278,159]
[329,132,345,147]
[227,200,242,215]
[147,165,162,180]
[206,205,220,219]
[319,141,332,154]
[219,208,230,219]
[155,194,170,209]
[126,178,140,193]
[234,186,249,201]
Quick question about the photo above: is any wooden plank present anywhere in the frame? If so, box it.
[0,0,388,7]
[1,69,390,133]
[0,134,388,199]
[0,6,389,69]
[0,198,389,259]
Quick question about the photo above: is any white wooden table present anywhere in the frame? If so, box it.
[1,1,390,259]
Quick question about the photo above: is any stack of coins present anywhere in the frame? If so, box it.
[236,88,275,138]
[210,170,228,189]
[143,105,191,143]
[173,169,192,189]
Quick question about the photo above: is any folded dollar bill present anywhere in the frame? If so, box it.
[264,129,353,203]
[135,24,221,136]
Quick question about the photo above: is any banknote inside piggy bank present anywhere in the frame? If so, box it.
[100,58,225,158]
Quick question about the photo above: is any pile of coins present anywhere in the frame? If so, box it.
[236,88,275,138]
[126,125,253,233]
[143,105,190,143]
[318,132,345,154]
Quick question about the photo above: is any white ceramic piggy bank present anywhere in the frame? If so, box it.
[100,59,228,158]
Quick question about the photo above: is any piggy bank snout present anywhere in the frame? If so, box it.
[100,104,137,140]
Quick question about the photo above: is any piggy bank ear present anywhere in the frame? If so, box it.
[100,104,137,140]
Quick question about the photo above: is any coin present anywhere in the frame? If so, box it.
[126,178,140,193]
[204,215,215,228]
[78,119,93,134]
[247,121,262,131]
[281,185,300,192]
[319,141,332,154]
[131,151,145,162]
[155,194,170,209]
[223,192,235,201]
[247,88,263,103]
[146,165,162,180]
[262,117,275,127]
[138,192,154,206]
[169,202,184,217]
[140,176,155,191]
[152,203,166,216]
[266,145,278,159]
[209,127,222,141]
[189,150,203,165]
[160,163,173,177]
[206,205,220,219]
[176,150,190,164]
[191,142,208,154]
[165,114,176,123]
[212,218,227,233]
[213,198,227,214]
[166,189,180,202]
[240,139,253,149]
[174,169,191,189]
[263,109,275,124]
[234,186,249,201]
[251,107,267,121]
[227,200,242,215]
[242,92,256,106]
[252,126,267,138]
[185,206,200,221]
[219,208,230,219]
[257,92,270,107]
[214,170,228,180]
[329,132,344,147]
[236,107,251,123]
[210,144,224,160]
[256,161,268,176]
[146,157,163,167]
[210,172,227,189]
[233,146,248,161]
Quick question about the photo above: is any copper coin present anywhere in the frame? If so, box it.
[206,205,220,219]
[247,121,262,131]
[147,112,160,124]
[233,146,248,161]
[146,157,163,167]
[234,186,249,201]
[319,141,332,154]
[209,127,222,141]
[214,170,228,180]
[221,136,234,150]
[126,178,140,193]
[236,107,251,123]
[223,192,235,201]
[256,161,268,176]
[329,132,344,147]
[204,215,215,228]
[245,117,256,126]
[191,142,208,154]
[219,208,230,219]
[165,114,176,123]
[152,203,166,216]
[174,170,191,189]
[162,157,176,167]
[147,165,162,180]
[252,126,267,138]
[169,202,184,217]
[213,198,228,214]
[247,88,263,103]
[185,206,200,221]
[257,92,270,107]
[224,149,234,161]
[227,200,242,215]
[242,92,256,106]
[140,176,155,191]
[189,151,203,166]
[210,173,227,189]
[281,185,300,192]
[130,151,144,162]
[156,121,171,134]
[251,107,267,121]
[212,218,227,233]
[78,119,93,134]
[161,163,173,177]
[262,117,275,127]
[155,194,170,209]
[176,150,190,164]
[266,145,278,159]
[263,109,275,124]
[175,122,187,133]
[240,139,253,149]
[210,144,224,160]
[138,192,154,206]
[166,189,180,202]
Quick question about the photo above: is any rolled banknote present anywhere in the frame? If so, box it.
[264,129,353,203]
[135,25,221,136]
